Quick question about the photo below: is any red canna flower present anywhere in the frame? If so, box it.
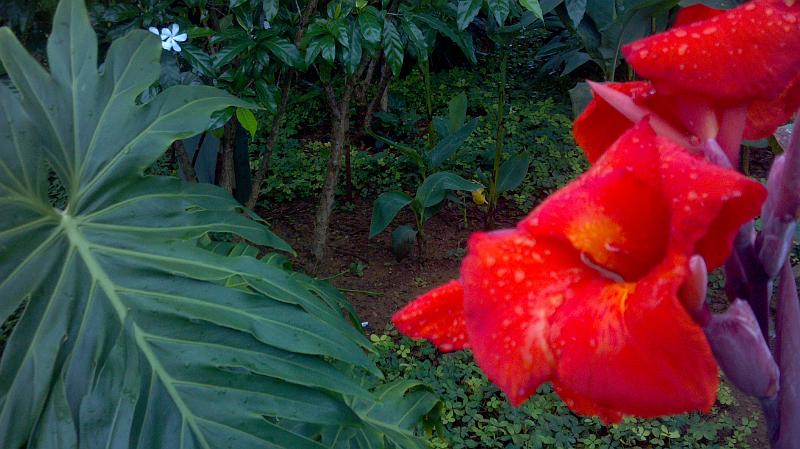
[393,123,766,423]
[574,0,800,164]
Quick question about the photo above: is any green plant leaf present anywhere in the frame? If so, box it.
[487,0,510,26]
[416,172,481,208]
[369,191,413,237]
[262,0,278,20]
[565,0,587,26]
[401,19,428,61]
[264,36,302,67]
[235,107,258,139]
[321,34,336,64]
[519,0,543,21]
[358,6,382,44]
[497,154,531,193]
[457,0,483,30]
[382,19,403,77]
[447,91,468,132]
[426,117,479,168]
[0,1,434,447]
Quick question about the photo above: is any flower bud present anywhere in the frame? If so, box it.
[705,299,779,398]
[775,262,800,449]
[679,255,711,326]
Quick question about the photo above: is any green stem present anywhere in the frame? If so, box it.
[488,43,509,228]
[420,60,435,167]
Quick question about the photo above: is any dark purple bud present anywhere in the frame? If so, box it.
[758,155,797,278]
[705,299,779,399]
[679,255,711,326]
[775,261,800,449]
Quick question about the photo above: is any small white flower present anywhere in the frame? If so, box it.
[262,20,271,29]
[148,23,187,52]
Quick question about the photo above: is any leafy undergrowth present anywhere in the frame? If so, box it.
[370,328,759,449]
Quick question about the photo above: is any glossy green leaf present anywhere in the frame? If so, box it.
[487,0,510,26]
[369,192,413,237]
[235,107,258,139]
[262,0,278,20]
[0,1,432,448]
[321,34,336,64]
[519,0,544,21]
[457,0,483,30]
[382,19,403,77]
[566,0,587,26]
[496,154,531,193]
[416,172,481,208]
[427,117,479,168]
[358,6,382,44]
[264,36,302,67]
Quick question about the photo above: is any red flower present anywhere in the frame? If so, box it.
[393,123,766,422]
[575,0,800,164]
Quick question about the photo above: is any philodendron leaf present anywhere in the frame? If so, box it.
[0,1,431,448]
[370,191,413,238]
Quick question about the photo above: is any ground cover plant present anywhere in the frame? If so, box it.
[1,0,799,448]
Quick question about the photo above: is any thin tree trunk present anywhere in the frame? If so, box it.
[362,62,392,134]
[245,0,318,210]
[311,90,351,263]
[173,140,198,182]
[246,79,291,209]
[218,120,237,193]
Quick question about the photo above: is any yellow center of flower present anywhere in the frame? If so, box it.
[566,212,626,270]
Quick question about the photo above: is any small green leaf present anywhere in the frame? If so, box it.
[457,0,483,30]
[427,117,479,168]
[565,0,587,26]
[370,192,413,238]
[358,6,382,44]
[519,0,543,21]
[487,0,510,26]
[264,36,302,67]
[235,107,258,139]
[497,154,530,193]
[382,19,403,77]
[416,172,481,208]
[447,91,468,132]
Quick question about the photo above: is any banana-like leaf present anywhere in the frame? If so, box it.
[0,1,434,448]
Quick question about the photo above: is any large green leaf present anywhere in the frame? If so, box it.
[457,0,483,30]
[0,1,435,448]
[370,191,413,238]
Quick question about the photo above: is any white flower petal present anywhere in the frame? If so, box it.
[160,28,171,40]
[173,33,188,42]
[171,41,182,52]
[161,39,172,50]
[148,26,160,35]
[171,23,180,36]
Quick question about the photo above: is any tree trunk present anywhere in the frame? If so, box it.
[218,120,237,194]
[311,84,353,265]
[173,140,198,182]
[246,79,292,210]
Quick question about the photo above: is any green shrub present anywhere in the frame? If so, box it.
[371,328,759,449]
[257,141,415,203]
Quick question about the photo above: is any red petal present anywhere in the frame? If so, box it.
[624,0,800,104]
[392,280,469,352]
[521,166,669,281]
[673,4,725,27]
[460,229,602,405]
[657,139,767,269]
[550,254,719,422]
[573,81,650,163]
[745,76,800,140]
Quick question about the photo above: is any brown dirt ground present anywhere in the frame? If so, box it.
[261,195,770,447]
